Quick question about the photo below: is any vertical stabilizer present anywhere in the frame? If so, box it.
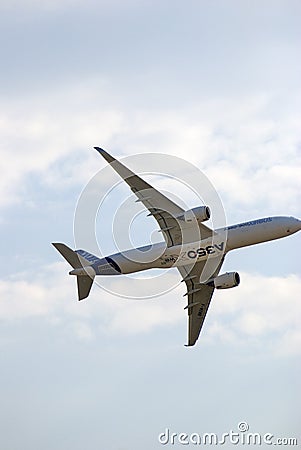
[52,243,93,268]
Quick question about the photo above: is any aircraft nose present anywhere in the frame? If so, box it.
[289,217,301,233]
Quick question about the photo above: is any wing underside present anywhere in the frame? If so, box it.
[178,257,225,346]
[94,147,213,246]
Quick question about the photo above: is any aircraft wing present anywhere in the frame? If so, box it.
[95,147,212,246]
[178,257,225,346]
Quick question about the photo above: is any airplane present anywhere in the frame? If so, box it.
[53,148,301,346]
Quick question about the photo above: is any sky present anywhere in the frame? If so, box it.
[0,1,300,449]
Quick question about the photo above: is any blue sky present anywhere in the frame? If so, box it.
[0,1,300,449]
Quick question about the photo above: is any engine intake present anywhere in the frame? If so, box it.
[211,272,240,289]
[178,206,211,223]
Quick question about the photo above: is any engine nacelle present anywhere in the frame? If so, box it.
[212,272,240,289]
[178,206,211,223]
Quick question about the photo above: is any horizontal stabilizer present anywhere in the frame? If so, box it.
[52,243,95,300]
[77,275,95,301]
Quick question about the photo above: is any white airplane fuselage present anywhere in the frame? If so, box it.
[82,216,300,276]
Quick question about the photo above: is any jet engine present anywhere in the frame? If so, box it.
[177,206,211,223]
[212,272,240,289]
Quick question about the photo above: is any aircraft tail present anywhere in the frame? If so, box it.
[52,243,95,301]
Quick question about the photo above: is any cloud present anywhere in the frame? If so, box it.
[1,81,300,220]
[0,263,300,354]
[207,272,301,355]
[0,262,183,339]
[0,82,125,207]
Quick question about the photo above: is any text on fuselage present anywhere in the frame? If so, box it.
[187,242,224,259]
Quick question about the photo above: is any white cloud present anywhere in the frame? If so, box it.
[0,262,183,339]
[1,82,300,221]
[208,272,301,355]
[0,83,125,206]
[0,263,70,320]
[0,264,300,354]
